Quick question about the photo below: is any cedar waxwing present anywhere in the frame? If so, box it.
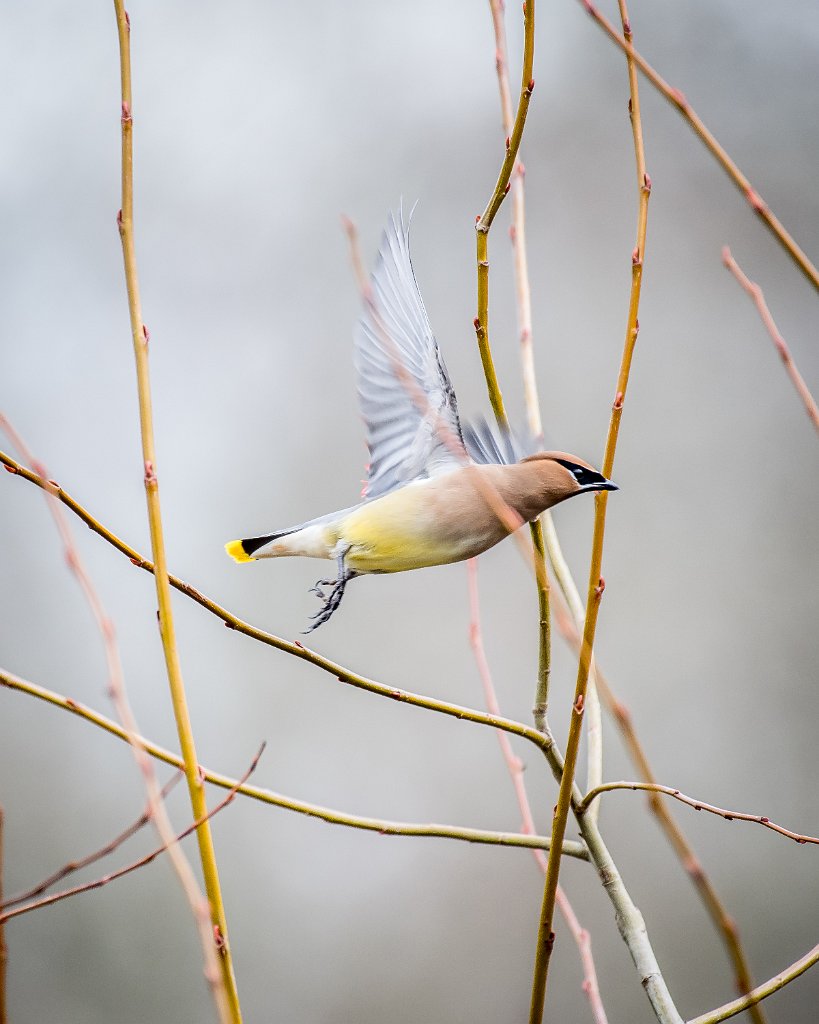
[226,206,616,629]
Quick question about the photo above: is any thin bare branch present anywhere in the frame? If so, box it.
[580,781,819,848]
[0,748,263,926]
[553,578,762,1024]
[578,0,819,294]
[468,559,608,1024]
[0,446,554,751]
[475,0,535,424]
[488,0,541,439]
[0,808,6,1024]
[687,943,819,1024]
[111,4,239,1018]
[722,248,819,432]
[530,0,652,1014]
[0,667,587,861]
[0,411,230,1016]
[488,0,603,808]
[1,773,182,911]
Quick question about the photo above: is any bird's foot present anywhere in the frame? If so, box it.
[308,578,334,598]
[304,574,350,632]
[304,546,356,633]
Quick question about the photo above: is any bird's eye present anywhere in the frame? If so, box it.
[555,459,606,488]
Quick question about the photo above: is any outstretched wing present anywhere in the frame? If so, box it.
[463,417,538,465]
[355,205,465,501]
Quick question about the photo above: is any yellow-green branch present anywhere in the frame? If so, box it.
[0,449,552,755]
[0,668,587,862]
[111,5,240,1019]
[529,0,651,1018]
[687,944,819,1024]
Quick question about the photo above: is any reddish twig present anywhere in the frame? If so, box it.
[722,247,819,432]
[488,0,541,440]
[1,772,183,911]
[0,409,229,1014]
[0,745,264,927]
[579,0,819,295]
[580,780,819,848]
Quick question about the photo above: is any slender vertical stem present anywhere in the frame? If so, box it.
[487,0,542,440]
[0,808,7,1024]
[533,720,682,1022]
[486,0,571,754]
[477,1,552,721]
[529,518,551,730]
[529,2,651,1017]
[475,0,535,422]
[111,6,241,1021]
[468,560,609,1024]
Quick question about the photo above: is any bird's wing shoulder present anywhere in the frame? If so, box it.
[355,204,465,501]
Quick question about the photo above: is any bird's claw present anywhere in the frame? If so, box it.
[303,573,350,632]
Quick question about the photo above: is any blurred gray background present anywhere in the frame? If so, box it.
[1,1,818,1021]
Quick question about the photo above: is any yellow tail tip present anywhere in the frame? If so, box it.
[225,539,254,564]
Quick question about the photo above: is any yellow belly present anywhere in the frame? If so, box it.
[335,479,501,573]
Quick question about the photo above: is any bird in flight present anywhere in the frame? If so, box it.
[226,206,616,630]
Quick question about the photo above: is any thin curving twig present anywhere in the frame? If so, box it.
[722,247,819,432]
[580,781,819,847]
[0,747,264,926]
[578,0,819,295]
[0,667,587,861]
[1,773,183,911]
[687,943,819,1024]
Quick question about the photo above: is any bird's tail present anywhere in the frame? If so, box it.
[224,504,361,564]
[225,527,300,563]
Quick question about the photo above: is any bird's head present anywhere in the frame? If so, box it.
[520,451,618,509]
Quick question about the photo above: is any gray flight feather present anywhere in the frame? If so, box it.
[355,204,465,501]
[462,417,538,466]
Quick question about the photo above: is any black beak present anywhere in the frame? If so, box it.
[582,479,618,492]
